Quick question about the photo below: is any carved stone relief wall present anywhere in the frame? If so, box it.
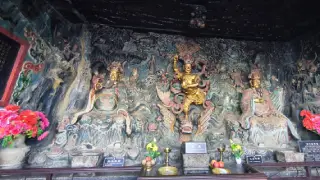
[288,32,320,141]
[1,0,320,168]
[29,25,303,167]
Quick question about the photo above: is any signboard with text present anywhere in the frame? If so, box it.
[298,140,320,162]
[246,155,263,164]
[103,157,125,167]
[182,142,207,154]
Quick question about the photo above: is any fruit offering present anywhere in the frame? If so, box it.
[210,160,224,168]
[142,156,155,167]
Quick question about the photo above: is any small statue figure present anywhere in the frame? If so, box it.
[65,60,146,163]
[230,69,244,88]
[270,75,279,91]
[297,52,318,74]
[71,61,125,124]
[108,61,124,86]
[148,55,156,75]
[130,68,139,85]
[159,69,168,84]
[239,70,300,147]
[173,54,206,133]
[91,69,105,91]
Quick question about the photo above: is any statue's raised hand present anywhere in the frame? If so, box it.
[173,55,179,62]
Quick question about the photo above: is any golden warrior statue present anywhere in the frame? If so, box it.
[173,54,206,132]
[108,61,123,86]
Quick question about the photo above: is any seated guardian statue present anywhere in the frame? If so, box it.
[239,70,300,147]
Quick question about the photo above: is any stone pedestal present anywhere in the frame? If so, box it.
[71,155,100,168]
[276,151,305,171]
[276,151,304,162]
[182,154,210,174]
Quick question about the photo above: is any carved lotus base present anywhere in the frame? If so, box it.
[71,155,101,168]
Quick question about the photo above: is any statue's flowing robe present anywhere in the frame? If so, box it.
[240,88,300,146]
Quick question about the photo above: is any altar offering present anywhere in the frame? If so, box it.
[158,148,178,176]
[211,168,231,174]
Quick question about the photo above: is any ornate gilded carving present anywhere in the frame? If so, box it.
[108,61,124,85]
[173,54,206,122]
[157,50,213,142]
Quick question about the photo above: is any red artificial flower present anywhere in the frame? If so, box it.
[11,128,21,136]
[37,131,49,141]
[5,105,20,112]
[30,126,38,137]
[26,117,38,126]
[19,110,38,126]
[36,112,49,128]
[303,117,314,130]
[31,131,37,138]
[19,110,37,118]
[0,128,5,138]
[0,107,50,147]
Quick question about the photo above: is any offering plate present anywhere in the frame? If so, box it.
[211,168,231,174]
[158,166,178,176]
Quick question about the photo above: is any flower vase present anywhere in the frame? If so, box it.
[0,135,30,169]
[142,159,156,172]
[235,157,242,165]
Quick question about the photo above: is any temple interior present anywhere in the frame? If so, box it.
[1,0,320,179]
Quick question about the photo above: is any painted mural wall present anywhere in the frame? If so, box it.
[1,0,319,168]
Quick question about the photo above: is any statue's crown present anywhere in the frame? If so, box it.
[249,70,261,80]
[176,41,200,56]
[182,54,194,64]
[110,61,121,70]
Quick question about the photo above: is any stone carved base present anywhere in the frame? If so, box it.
[240,145,299,164]
[182,154,210,174]
[276,151,304,162]
[276,150,305,171]
[227,117,291,148]
[45,160,69,168]
[27,145,71,168]
[71,155,101,168]
[249,123,288,148]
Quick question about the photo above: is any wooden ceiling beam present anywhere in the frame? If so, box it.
[46,0,320,41]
